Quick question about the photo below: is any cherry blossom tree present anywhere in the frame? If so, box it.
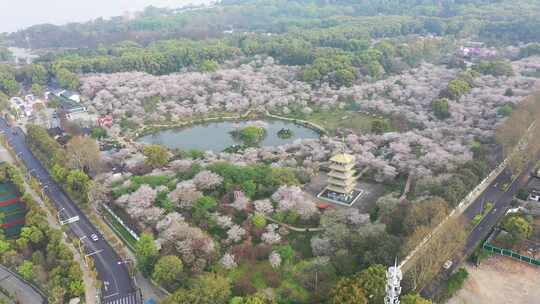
[261,224,281,245]
[271,186,319,219]
[269,251,282,269]
[168,180,203,209]
[193,170,224,190]
[253,199,274,215]
[221,253,237,270]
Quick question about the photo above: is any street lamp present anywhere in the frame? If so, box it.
[118,259,137,285]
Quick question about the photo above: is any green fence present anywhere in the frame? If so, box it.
[483,242,540,266]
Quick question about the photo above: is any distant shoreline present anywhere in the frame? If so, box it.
[0,0,217,34]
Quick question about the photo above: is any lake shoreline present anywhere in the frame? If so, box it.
[135,112,323,151]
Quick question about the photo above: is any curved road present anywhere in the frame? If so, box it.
[0,118,135,303]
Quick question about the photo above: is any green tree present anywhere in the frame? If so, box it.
[0,66,19,96]
[66,170,91,203]
[152,255,183,288]
[91,127,107,139]
[444,268,468,298]
[66,136,101,172]
[198,59,219,72]
[357,264,386,304]
[401,293,432,304]
[196,196,217,211]
[497,104,513,117]
[503,215,532,240]
[51,163,68,183]
[516,188,529,200]
[56,68,80,90]
[269,167,299,187]
[18,260,34,281]
[473,60,514,77]
[20,226,45,245]
[432,98,450,119]
[446,79,471,100]
[241,180,257,198]
[143,145,170,168]
[0,239,10,254]
[30,83,44,97]
[237,126,266,146]
[329,276,367,304]
[163,273,231,304]
[135,233,159,277]
[251,213,267,228]
[22,64,48,85]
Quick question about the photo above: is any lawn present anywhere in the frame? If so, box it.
[279,108,388,135]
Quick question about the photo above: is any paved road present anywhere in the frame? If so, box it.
[0,118,136,303]
[0,264,45,304]
[422,162,535,298]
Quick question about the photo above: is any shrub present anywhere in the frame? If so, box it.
[233,276,257,296]
[432,98,450,119]
[516,188,529,200]
[252,213,267,229]
[443,268,468,299]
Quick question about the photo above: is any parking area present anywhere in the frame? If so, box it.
[448,255,540,304]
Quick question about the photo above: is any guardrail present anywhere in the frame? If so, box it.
[483,242,540,266]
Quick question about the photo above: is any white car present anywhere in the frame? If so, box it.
[90,234,99,242]
[443,260,453,270]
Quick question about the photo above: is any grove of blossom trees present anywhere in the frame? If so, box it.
[116,184,164,228]
[155,212,217,273]
[84,55,539,181]
[89,50,540,302]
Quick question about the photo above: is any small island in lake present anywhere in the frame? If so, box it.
[230,125,267,146]
[277,128,294,139]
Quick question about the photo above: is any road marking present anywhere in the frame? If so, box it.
[102,291,118,299]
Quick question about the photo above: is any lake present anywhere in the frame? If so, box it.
[137,120,320,151]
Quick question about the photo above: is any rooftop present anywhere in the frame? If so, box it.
[54,95,85,113]
[330,153,355,164]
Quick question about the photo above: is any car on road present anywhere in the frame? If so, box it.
[90,233,99,242]
[443,260,453,270]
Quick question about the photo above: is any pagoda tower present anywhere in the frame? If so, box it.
[327,153,357,195]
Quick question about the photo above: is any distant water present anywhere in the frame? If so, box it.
[0,0,215,33]
[137,120,320,151]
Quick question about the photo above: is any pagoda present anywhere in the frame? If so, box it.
[327,153,357,195]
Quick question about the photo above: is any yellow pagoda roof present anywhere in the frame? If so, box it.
[330,153,355,164]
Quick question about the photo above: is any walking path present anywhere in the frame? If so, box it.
[262,214,324,232]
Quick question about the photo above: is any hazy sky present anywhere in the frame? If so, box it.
[0,0,214,33]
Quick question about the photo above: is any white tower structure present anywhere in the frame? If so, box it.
[384,259,402,304]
